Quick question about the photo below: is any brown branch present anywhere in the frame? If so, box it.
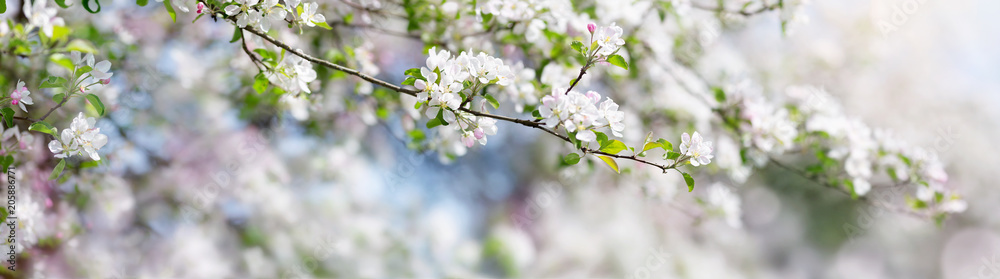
[39,94,69,121]
[240,25,685,173]
[241,26,420,96]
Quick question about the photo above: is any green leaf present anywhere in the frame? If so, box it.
[656,139,673,151]
[29,121,58,137]
[253,73,268,94]
[1,155,13,173]
[0,206,7,226]
[75,66,94,78]
[402,77,416,86]
[164,0,177,22]
[1,107,14,127]
[50,55,75,71]
[682,172,695,192]
[597,155,620,174]
[570,41,585,54]
[53,0,71,8]
[426,117,443,128]
[484,94,500,109]
[665,151,681,160]
[53,93,65,103]
[253,48,276,62]
[66,39,98,53]
[82,0,101,13]
[86,94,105,116]
[642,142,660,153]
[599,139,627,155]
[49,26,71,42]
[712,87,726,103]
[531,109,542,119]
[137,0,148,6]
[38,76,66,88]
[563,153,581,165]
[607,54,628,70]
[230,25,243,43]
[50,159,66,180]
[314,20,333,30]
[595,132,609,148]
[79,160,100,169]
[426,109,447,128]
[404,68,422,78]
[0,0,6,13]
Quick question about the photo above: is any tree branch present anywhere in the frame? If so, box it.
[690,2,782,16]
[238,26,685,173]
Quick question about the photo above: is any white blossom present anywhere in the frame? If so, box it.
[593,22,625,56]
[47,113,108,161]
[300,2,327,27]
[23,0,65,38]
[680,132,713,166]
[10,80,33,112]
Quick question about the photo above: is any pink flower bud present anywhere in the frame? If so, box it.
[462,135,475,148]
[587,23,597,34]
[101,78,111,85]
[196,2,205,13]
[474,127,485,139]
[585,91,600,103]
[10,99,18,106]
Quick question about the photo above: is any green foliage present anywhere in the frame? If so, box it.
[253,73,269,94]
[65,39,98,53]
[0,155,13,173]
[607,54,628,70]
[50,159,66,180]
[40,76,67,89]
[1,107,14,127]
[713,87,726,103]
[86,94,105,116]
[230,26,243,43]
[563,153,581,165]
[570,41,585,54]
[164,0,176,22]
[83,0,101,13]
[426,109,447,128]
[29,121,58,137]
[484,94,500,109]
[682,172,695,192]
[599,139,627,155]
[597,155,620,173]
[137,0,148,6]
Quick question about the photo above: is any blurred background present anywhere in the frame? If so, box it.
[1,0,999,278]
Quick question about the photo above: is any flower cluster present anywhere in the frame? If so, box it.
[224,0,325,31]
[479,0,544,22]
[591,22,625,56]
[739,97,798,159]
[265,53,317,94]
[413,47,515,145]
[47,113,109,161]
[538,89,624,142]
[9,80,33,112]
[783,86,965,211]
[70,51,114,88]
[23,0,65,38]
[680,132,714,167]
